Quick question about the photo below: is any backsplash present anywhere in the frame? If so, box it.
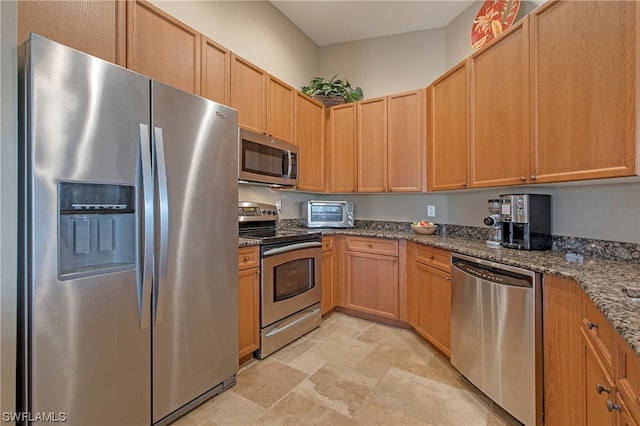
[279,219,640,263]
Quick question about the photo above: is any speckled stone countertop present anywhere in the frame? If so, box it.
[239,237,261,248]
[238,229,640,357]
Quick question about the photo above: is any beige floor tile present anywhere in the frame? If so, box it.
[172,390,263,426]
[302,331,377,370]
[352,399,432,426]
[271,336,318,364]
[233,358,308,409]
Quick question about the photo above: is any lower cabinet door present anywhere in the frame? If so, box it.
[415,261,451,357]
[238,267,260,358]
[321,249,336,315]
[584,330,616,426]
[345,250,398,319]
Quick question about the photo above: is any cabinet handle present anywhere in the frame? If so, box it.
[447,276,451,281]
[520,176,527,182]
[606,400,622,412]
[243,256,250,262]
[587,320,599,330]
[531,175,538,181]
[596,383,611,394]
[368,244,373,248]
[428,255,434,260]
[462,182,467,187]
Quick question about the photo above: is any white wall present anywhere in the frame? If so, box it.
[0,0,17,417]
[150,0,318,90]
[318,28,446,99]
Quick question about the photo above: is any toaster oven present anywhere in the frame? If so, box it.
[301,201,354,228]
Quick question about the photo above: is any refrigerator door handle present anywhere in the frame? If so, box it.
[139,124,153,330]
[154,126,169,325]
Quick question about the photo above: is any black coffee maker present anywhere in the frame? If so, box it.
[500,194,551,250]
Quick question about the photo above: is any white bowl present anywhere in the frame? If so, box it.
[411,224,437,235]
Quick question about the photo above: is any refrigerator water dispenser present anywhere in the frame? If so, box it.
[58,182,136,279]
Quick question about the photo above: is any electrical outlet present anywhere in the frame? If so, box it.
[427,205,436,217]
[275,199,282,212]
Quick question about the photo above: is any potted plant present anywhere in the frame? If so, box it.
[301,74,364,107]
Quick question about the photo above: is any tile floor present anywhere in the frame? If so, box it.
[173,312,519,425]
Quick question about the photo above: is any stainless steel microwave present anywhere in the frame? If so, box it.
[238,129,298,186]
[301,201,354,228]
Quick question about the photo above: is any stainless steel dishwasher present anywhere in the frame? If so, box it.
[450,254,542,426]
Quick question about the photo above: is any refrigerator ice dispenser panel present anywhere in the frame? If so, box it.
[58,182,136,279]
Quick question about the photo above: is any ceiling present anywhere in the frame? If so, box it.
[270,1,476,46]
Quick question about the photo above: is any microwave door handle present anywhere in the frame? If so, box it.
[284,150,293,178]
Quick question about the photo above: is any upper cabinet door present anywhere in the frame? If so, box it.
[427,61,469,191]
[328,103,358,193]
[230,54,268,135]
[267,75,295,143]
[357,97,388,192]
[295,92,325,192]
[18,0,126,66]
[201,36,230,105]
[388,89,426,192]
[530,0,638,183]
[126,0,201,95]
[470,19,530,188]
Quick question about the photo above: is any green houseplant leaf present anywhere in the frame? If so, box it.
[301,74,363,105]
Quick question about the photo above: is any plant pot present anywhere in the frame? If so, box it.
[313,95,346,108]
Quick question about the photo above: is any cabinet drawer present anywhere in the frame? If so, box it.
[345,236,398,256]
[238,246,259,270]
[415,245,451,273]
[322,236,334,252]
[583,296,616,374]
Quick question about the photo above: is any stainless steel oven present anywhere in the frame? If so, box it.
[238,202,322,359]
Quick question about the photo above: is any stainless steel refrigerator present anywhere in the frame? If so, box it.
[18,34,239,425]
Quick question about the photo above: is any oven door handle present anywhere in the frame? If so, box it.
[263,241,322,257]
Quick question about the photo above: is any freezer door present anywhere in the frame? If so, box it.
[21,35,151,424]
[151,81,239,423]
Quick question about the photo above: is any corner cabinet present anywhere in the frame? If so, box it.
[407,243,451,357]
[295,93,325,192]
[426,61,469,191]
[126,0,201,95]
[469,18,530,188]
[327,103,358,193]
[238,246,260,360]
[530,0,639,183]
[343,237,399,320]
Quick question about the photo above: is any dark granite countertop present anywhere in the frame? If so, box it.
[239,237,261,248]
[238,229,640,357]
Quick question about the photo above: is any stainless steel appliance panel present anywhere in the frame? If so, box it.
[261,244,322,327]
[151,81,239,423]
[450,254,542,425]
[238,128,298,186]
[22,34,151,424]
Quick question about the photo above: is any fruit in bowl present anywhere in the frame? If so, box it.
[411,221,437,235]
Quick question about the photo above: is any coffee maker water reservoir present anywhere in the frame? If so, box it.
[500,194,551,250]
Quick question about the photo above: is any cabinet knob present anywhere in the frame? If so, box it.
[606,400,622,412]
[428,255,434,260]
[520,176,527,182]
[462,182,467,187]
[587,320,599,330]
[531,175,538,181]
[243,256,250,262]
[367,244,373,248]
[596,383,611,394]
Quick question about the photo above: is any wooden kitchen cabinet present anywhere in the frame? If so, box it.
[543,275,585,425]
[344,237,399,320]
[617,336,640,425]
[387,89,426,192]
[238,246,260,360]
[426,61,469,191]
[407,243,451,357]
[230,54,294,142]
[18,0,126,66]
[469,18,530,188]
[583,325,617,426]
[295,92,325,192]
[126,0,201,95]
[357,97,388,192]
[321,236,337,315]
[201,36,230,105]
[327,103,358,192]
[530,0,639,183]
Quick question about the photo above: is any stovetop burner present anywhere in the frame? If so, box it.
[238,201,321,245]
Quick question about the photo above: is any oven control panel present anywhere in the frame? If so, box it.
[238,201,279,222]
